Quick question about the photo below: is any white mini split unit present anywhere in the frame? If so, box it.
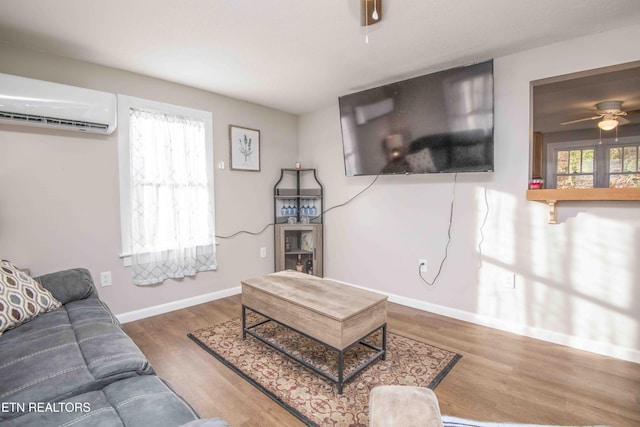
[0,73,116,135]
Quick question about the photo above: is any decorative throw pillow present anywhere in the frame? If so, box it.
[0,260,61,337]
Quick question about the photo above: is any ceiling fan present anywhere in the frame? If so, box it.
[561,101,640,130]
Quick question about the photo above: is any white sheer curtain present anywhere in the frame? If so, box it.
[129,108,216,286]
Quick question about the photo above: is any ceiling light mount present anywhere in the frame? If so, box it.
[361,0,382,26]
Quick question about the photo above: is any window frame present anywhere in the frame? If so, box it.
[607,142,640,188]
[546,135,640,189]
[117,95,215,265]
[546,139,599,189]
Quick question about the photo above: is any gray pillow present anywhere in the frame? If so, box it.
[35,268,98,305]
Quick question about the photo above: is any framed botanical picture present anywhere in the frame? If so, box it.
[229,125,260,171]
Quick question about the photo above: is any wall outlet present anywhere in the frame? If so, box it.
[419,259,428,273]
[100,271,112,287]
[502,272,516,289]
[260,247,267,258]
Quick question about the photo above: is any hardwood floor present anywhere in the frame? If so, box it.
[124,295,640,426]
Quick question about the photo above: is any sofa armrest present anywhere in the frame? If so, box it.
[35,268,99,305]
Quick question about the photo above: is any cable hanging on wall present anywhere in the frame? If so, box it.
[418,173,458,286]
[215,174,380,240]
[477,185,490,270]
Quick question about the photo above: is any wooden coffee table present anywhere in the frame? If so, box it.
[241,270,387,394]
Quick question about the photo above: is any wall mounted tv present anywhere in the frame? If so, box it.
[338,60,494,176]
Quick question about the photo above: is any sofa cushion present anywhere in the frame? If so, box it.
[0,260,61,337]
[35,268,98,305]
[0,375,229,427]
[0,298,153,420]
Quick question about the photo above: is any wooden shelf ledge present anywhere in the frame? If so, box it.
[526,188,640,223]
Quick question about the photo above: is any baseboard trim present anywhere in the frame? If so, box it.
[116,286,241,324]
[326,277,640,364]
[115,276,639,364]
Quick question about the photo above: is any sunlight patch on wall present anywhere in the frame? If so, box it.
[565,213,637,347]
[477,262,526,323]
[477,188,517,265]
[475,188,523,322]
[475,187,638,351]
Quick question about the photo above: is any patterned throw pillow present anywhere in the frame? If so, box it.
[0,260,61,336]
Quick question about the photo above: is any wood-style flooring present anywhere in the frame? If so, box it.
[123,295,640,427]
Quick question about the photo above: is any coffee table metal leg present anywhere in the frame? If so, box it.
[338,350,344,394]
[242,305,246,339]
[382,324,387,360]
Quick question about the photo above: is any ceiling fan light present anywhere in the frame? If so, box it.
[598,118,618,131]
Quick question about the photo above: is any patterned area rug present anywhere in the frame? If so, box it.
[188,314,461,426]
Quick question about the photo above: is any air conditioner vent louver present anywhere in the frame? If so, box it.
[0,111,110,132]
[0,73,116,135]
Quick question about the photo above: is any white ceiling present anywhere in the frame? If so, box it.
[1,0,640,115]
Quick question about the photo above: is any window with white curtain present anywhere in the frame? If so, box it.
[118,95,216,286]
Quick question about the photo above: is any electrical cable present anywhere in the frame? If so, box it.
[418,173,457,286]
[477,185,489,269]
[309,174,379,222]
[215,222,274,239]
[215,174,380,240]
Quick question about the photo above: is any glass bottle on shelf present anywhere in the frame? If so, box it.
[285,236,290,252]
[296,255,304,272]
[306,259,313,275]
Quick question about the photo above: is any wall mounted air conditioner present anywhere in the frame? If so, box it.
[0,73,116,135]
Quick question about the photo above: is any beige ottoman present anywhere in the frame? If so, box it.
[369,386,444,427]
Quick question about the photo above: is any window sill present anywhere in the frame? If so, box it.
[526,188,640,223]
[119,241,220,267]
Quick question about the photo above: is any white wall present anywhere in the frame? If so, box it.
[0,44,298,316]
[299,24,640,362]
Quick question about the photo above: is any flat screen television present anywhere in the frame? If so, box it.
[338,60,494,176]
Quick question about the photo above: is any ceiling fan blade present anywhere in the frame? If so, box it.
[624,108,640,115]
[560,115,602,125]
[617,116,630,125]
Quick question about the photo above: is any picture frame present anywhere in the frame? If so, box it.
[229,125,260,171]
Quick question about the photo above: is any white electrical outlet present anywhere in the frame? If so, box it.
[100,271,112,287]
[260,247,267,258]
[419,259,428,273]
[502,272,515,289]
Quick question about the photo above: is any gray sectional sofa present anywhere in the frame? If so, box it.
[0,267,228,427]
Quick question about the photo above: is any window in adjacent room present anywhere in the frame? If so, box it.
[608,143,640,188]
[118,95,216,286]
[554,147,595,189]
[546,138,640,189]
